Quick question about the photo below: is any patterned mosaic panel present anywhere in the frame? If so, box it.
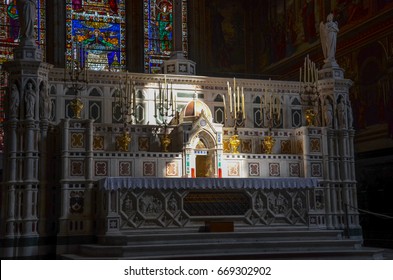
[315,189,325,210]
[93,136,104,150]
[117,188,308,229]
[95,161,108,176]
[269,163,280,177]
[248,163,260,176]
[289,163,300,177]
[138,137,150,151]
[143,161,156,177]
[70,191,84,214]
[280,140,291,154]
[119,190,187,229]
[138,192,164,218]
[297,140,303,154]
[70,132,85,148]
[310,138,321,153]
[291,109,302,128]
[119,161,132,176]
[89,101,102,123]
[223,139,231,153]
[242,139,252,153]
[166,162,178,177]
[227,162,240,176]
[311,162,322,177]
[70,160,84,176]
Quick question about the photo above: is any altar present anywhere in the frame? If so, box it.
[96,177,324,234]
[2,46,361,258]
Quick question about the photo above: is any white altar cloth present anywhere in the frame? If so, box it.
[98,177,319,190]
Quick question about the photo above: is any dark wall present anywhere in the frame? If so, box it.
[188,0,268,78]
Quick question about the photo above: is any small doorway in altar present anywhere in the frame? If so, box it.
[195,154,214,177]
[195,136,215,177]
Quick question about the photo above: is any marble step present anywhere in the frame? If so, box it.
[78,238,362,259]
[97,229,345,246]
[60,228,385,260]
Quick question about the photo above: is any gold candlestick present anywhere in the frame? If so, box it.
[116,131,131,152]
[161,133,171,152]
[263,135,275,154]
[230,134,241,154]
[70,97,84,119]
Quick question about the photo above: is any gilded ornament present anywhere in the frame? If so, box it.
[117,131,131,152]
[230,134,241,154]
[70,98,84,119]
[263,135,275,154]
[161,133,171,152]
[305,109,315,126]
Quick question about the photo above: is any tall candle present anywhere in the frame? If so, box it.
[166,83,169,109]
[154,90,157,115]
[237,86,240,111]
[269,93,272,119]
[300,67,302,83]
[260,93,263,118]
[241,88,245,120]
[223,95,227,120]
[171,83,173,110]
[158,81,161,109]
[229,87,232,113]
[234,91,237,117]
[133,81,136,113]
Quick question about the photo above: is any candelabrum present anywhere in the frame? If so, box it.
[260,81,281,154]
[299,55,320,127]
[114,73,136,152]
[154,75,176,152]
[64,41,89,119]
[225,78,246,153]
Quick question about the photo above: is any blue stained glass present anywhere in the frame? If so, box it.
[66,0,125,71]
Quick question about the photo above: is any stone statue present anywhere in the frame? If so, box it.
[24,82,36,119]
[320,12,339,64]
[337,98,347,129]
[9,84,20,117]
[39,83,52,120]
[323,99,333,128]
[347,100,354,129]
[16,0,37,45]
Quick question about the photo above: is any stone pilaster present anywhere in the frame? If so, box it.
[1,40,53,257]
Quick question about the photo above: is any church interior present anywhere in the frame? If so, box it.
[0,0,393,259]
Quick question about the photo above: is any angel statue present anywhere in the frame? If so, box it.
[320,13,339,65]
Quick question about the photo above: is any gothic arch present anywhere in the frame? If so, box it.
[189,128,216,150]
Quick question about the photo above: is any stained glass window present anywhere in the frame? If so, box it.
[144,0,188,73]
[65,0,126,71]
[0,0,46,64]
